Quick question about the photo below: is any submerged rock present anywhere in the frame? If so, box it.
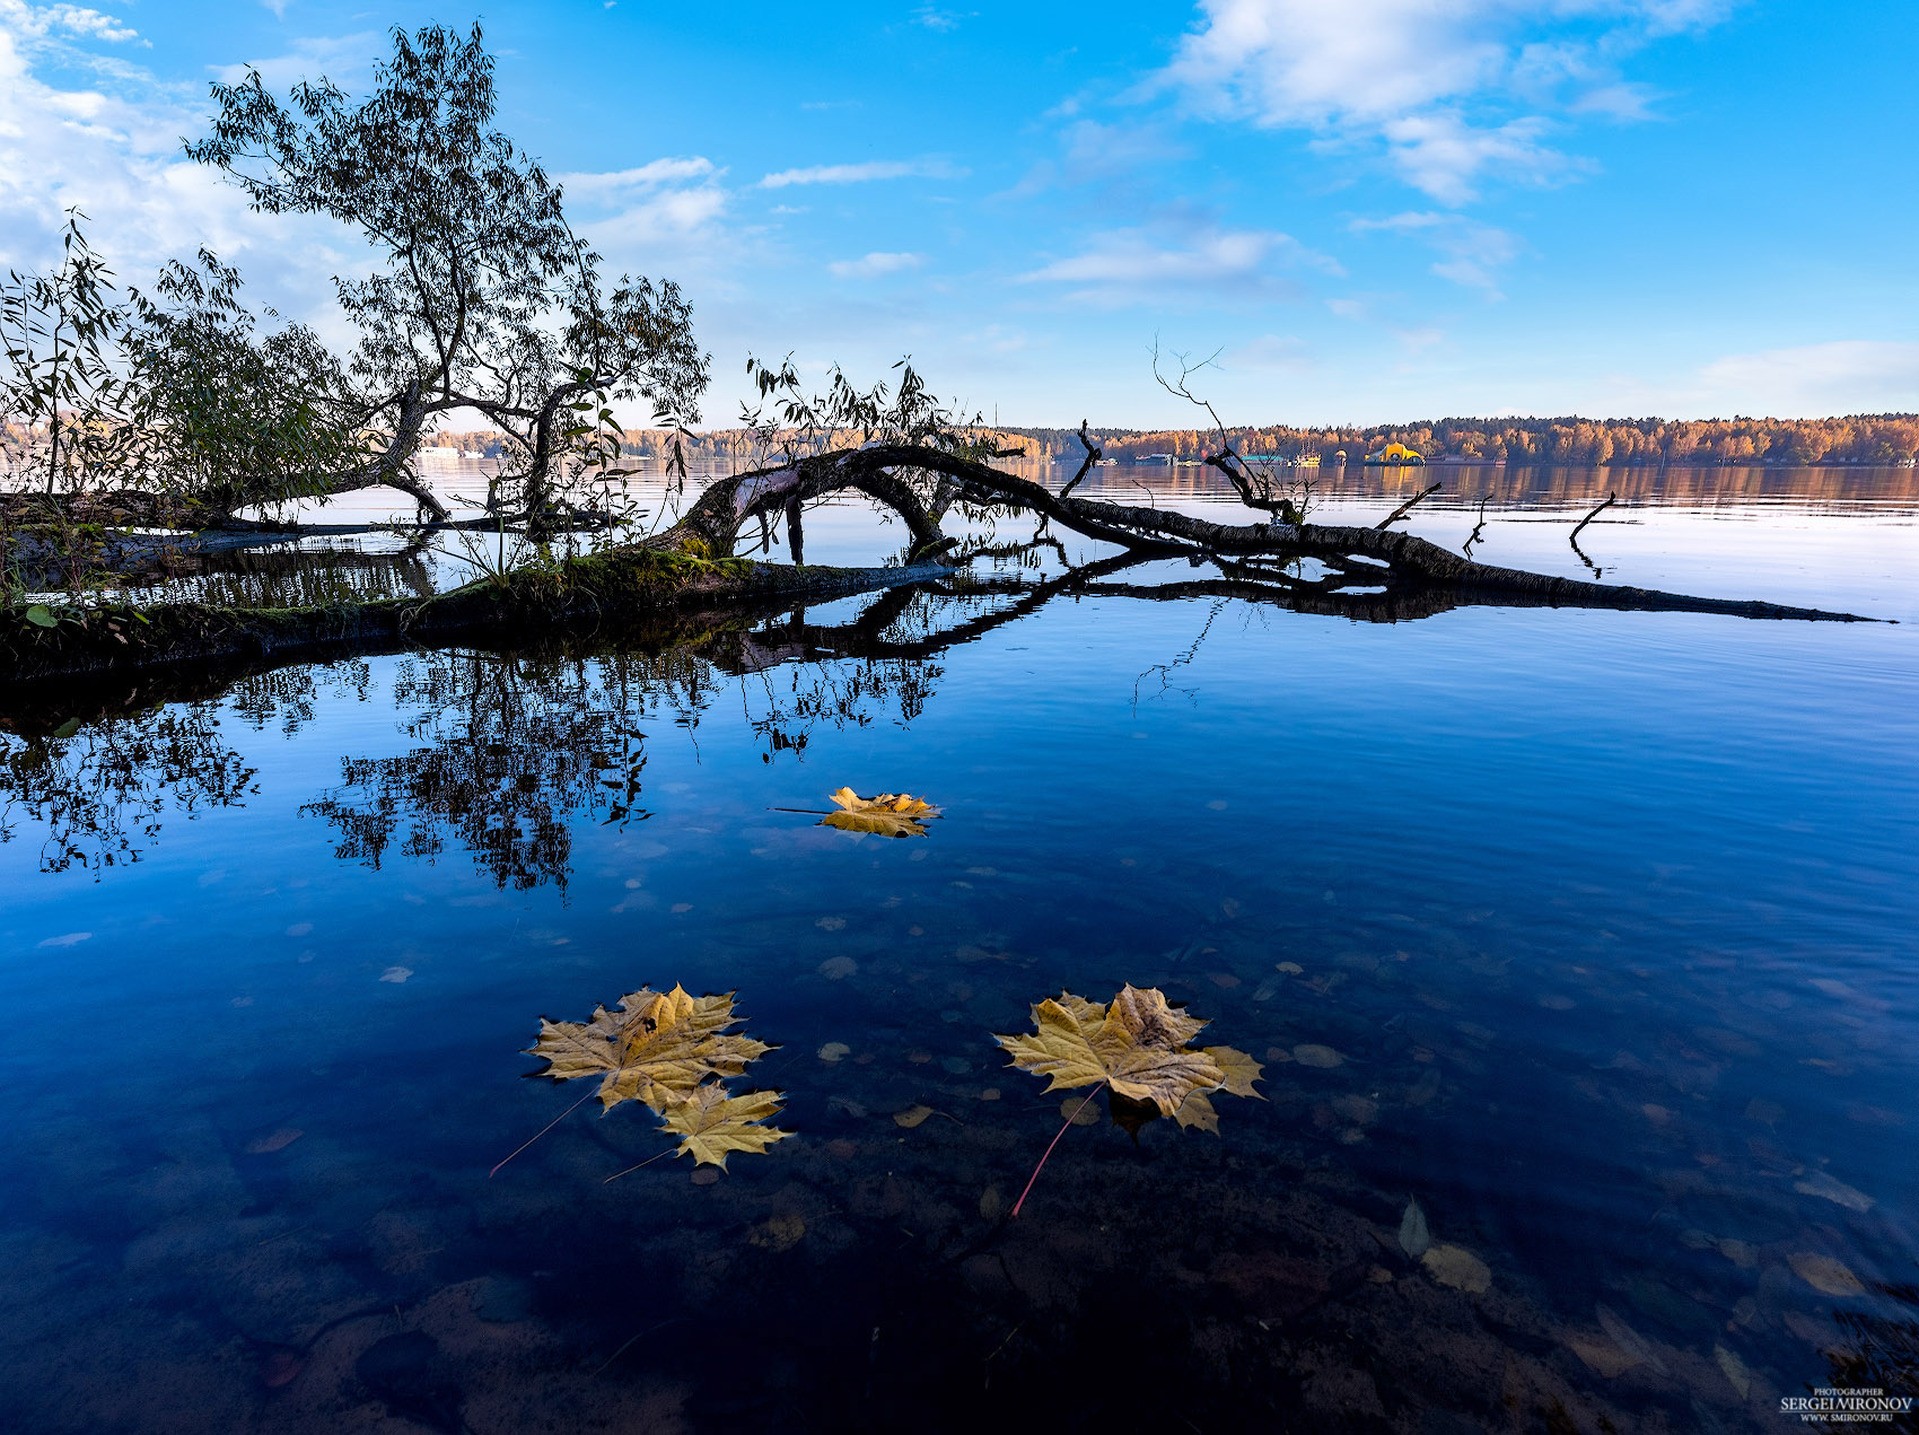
[355,1330,465,1434]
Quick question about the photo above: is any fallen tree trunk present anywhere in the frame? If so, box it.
[3,440,1884,689]
[0,547,955,687]
[664,443,1881,622]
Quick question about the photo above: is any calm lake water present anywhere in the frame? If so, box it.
[2,465,1915,1432]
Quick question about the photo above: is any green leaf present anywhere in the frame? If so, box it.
[24,604,58,628]
[52,717,82,739]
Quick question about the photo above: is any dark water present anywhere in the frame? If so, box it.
[2,467,1916,1432]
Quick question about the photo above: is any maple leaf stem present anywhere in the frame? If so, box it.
[1011,1084,1103,1220]
[601,1147,674,1184]
[489,1085,599,1179]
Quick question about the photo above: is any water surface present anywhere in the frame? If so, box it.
[2,466,1915,1432]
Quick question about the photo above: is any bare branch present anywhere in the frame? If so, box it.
[1376,481,1442,530]
[1059,420,1101,498]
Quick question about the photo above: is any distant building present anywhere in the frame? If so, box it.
[1364,441,1424,466]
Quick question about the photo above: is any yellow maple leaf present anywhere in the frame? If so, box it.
[1203,1045,1266,1100]
[996,984,1262,1119]
[660,1084,791,1169]
[529,985,769,1113]
[821,786,940,838]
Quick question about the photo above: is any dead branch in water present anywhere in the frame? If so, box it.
[1377,482,1443,530]
[1571,492,1617,543]
[1059,421,1102,498]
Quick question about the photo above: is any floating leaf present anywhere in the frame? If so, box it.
[894,1104,935,1128]
[999,985,1260,1214]
[1421,1244,1490,1293]
[1596,1305,1668,1374]
[528,984,769,1113]
[749,1212,806,1251]
[1794,1171,1874,1212]
[1565,1333,1640,1378]
[1789,1252,1865,1297]
[660,1084,790,1169]
[1399,1198,1432,1259]
[1714,1343,1752,1399]
[821,787,940,838]
[996,984,1260,1119]
[1173,1090,1218,1133]
[1331,1094,1378,1125]
[1205,1046,1266,1100]
[1292,1044,1345,1069]
[817,1042,850,1063]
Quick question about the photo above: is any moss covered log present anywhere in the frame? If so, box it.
[2,543,953,687]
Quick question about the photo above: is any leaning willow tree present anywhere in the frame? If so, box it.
[185,22,708,534]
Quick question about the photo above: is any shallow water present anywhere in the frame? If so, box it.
[2,466,1916,1432]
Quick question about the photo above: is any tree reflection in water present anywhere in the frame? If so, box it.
[302,651,672,892]
[0,663,371,874]
[301,610,949,890]
[0,556,1673,885]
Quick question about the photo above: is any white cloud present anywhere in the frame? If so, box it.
[1378,112,1574,205]
[557,157,731,259]
[1394,326,1445,355]
[1351,210,1521,294]
[1697,342,1919,417]
[213,31,378,89]
[829,251,924,279]
[1163,0,1735,202]
[913,5,972,30]
[0,1,141,44]
[1019,225,1339,306]
[560,157,718,199]
[1230,333,1309,370]
[1007,120,1189,198]
[759,158,961,189]
[0,16,362,326]
[598,185,729,244]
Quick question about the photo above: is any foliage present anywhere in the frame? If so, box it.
[187,22,709,534]
[821,785,939,838]
[529,984,770,1112]
[123,250,367,517]
[609,414,1919,471]
[658,1084,792,1169]
[1,211,375,553]
[0,212,134,498]
[736,355,1018,545]
[526,984,788,1171]
[740,354,998,464]
[997,984,1262,1134]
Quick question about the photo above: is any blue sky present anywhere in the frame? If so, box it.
[2,0,1914,427]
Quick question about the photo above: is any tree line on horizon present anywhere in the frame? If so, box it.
[429,411,1919,468]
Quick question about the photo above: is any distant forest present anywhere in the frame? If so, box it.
[432,413,1919,468]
